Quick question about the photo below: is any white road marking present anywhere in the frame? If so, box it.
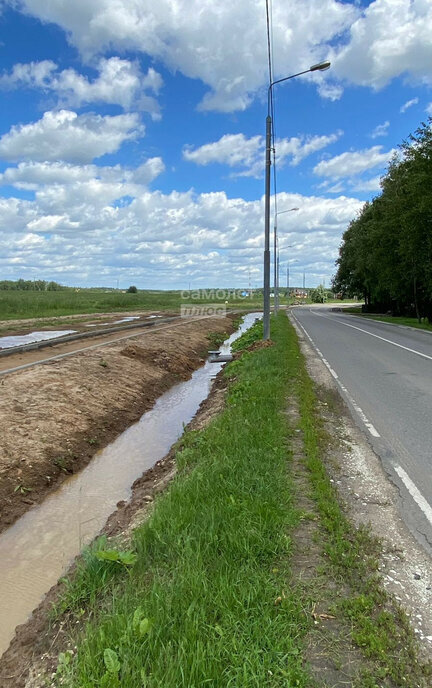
[337,380,381,438]
[292,313,380,438]
[311,310,432,362]
[295,309,432,535]
[394,465,432,527]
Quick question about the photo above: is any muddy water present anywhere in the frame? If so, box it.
[0,313,261,657]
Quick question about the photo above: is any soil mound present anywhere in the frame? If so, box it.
[121,345,198,378]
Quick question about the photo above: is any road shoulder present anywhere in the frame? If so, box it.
[290,311,432,655]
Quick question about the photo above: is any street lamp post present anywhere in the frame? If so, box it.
[274,208,298,313]
[287,257,298,293]
[263,60,330,340]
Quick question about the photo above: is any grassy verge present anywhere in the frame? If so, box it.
[53,315,311,687]
[48,314,430,687]
[344,307,432,332]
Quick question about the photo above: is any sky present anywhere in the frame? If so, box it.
[0,0,431,290]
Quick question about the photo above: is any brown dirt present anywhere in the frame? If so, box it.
[245,338,274,352]
[0,314,235,534]
[0,310,176,336]
[0,365,230,688]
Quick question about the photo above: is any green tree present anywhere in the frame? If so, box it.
[333,116,432,322]
[310,284,328,303]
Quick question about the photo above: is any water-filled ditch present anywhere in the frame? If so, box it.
[0,312,261,657]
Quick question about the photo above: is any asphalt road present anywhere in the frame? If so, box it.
[292,306,432,555]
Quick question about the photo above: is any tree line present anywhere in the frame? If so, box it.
[0,279,65,291]
[333,118,432,322]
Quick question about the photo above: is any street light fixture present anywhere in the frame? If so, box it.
[274,207,299,313]
[263,60,330,340]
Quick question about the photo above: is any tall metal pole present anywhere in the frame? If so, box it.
[263,114,272,340]
[262,61,331,340]
[273,217,278,314]
[276,248,280,309]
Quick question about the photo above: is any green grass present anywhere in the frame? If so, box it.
[0,289,264,321]
[345,307,432,332]
[0,289,179,320]
[53,315,312,688]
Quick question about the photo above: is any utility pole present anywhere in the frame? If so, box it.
[263,114,272,340]
[262,61,331,340]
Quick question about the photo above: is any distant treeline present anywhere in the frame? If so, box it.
[0,279,66,291]
[333,118,432,322]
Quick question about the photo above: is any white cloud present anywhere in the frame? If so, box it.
[316,81,344,101]
[0,184,363,288]
[0,60,57,87]
[183,130,342,178]
[0,159,164,190]
[183,134,262,169]
[0,110,142,163]
[11,0,356,111]
[350,176,382,193]
[426,103,432,115]
[8,1,432,110]
[314,146,395,179]
[331,0,432,90]
[370,121,389,138]
[276,132,343,166]
[324,181,345,194]
[0,58,162,117]
[400,97,419,113]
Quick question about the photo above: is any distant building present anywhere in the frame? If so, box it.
[290,288,308,299]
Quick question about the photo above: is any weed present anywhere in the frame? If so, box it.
[53,455,72,473]
[94,548,137,569]
[51,537,132,619]
[207,330,228,349]
[230,318,263,352]
[13,483,32,495]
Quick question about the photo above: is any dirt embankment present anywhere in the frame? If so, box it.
[0,315,235,533]
[0,359,231,688]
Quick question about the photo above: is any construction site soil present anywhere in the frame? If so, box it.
[0,313,235,534]
[0,347,232,688]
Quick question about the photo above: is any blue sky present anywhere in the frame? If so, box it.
[0,0,431,289]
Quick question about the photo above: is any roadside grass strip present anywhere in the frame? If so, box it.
[54,316,312,687]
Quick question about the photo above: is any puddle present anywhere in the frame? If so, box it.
[0,313,261,657]
[0,330,77,350]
